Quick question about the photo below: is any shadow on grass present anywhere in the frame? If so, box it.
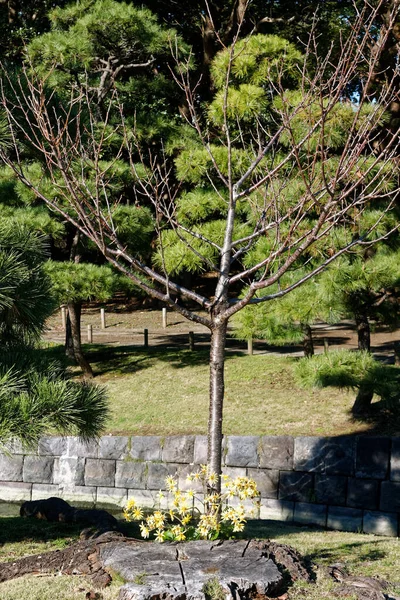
[0,516,141,547]
[243,520,391,567]
[40,343,244,378]
[295,351,400,436]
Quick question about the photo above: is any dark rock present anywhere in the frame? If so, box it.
[20,497,74,521]
[20,496,122,537]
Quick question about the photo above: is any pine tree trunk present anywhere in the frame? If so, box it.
[355,312,371,352]
[302,324,314,357]
[352,385,374,415]
[67,302,93,378]
[65,312,75,359]
[207,321,228,495]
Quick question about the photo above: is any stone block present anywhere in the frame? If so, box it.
[380,481,400,512]
[147,463,177,490]
[23,456,54,484]
[327,506,363,532]
[278,471,314,502]
[38,436,67,456]
[67,437,99,458]
[99,436,129,460]
[0,482,31,502]
[193,436,208,465]
[2,439,24,455]
[60,485,96,505]
[259,499,294,522]
[315,475,346,505]
[176,464,203,493]
[355,437,390,479]
[247,468,279,499]
[347,478,379,510]
[84,459,115,487]
[130,436,162,462]
[115,461,147,489]
[294,437,326,472]
[0,454,23,481]
[96,486,127,508]
[229,494,260,518]
[294,502,327,527]
[162,436,195,464]
[259,436,294,470]
[324,437,355,476]
[363,510,398,537]
[127,489,167,509]
[225,436,259,468]
[53,457,85,487]
[390,438,400,481]
[32,483,59,500]
[294,437,355,475]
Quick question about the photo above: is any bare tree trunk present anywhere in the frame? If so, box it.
[207,320,228,494]
[67,301,93,378]
[65,228,81,358]
[355,312,371,352]
[302,324,314,357]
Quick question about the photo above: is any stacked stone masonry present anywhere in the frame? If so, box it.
[1,435,399,536]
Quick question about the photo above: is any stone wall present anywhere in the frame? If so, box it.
[1,435,399,536]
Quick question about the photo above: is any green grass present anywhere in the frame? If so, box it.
[1,518,400,600]
[48,343,396,437]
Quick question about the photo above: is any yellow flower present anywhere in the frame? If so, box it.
[181,514,192,525]
[139,523,150,539]
[166,475,178,492]
[132,507,144,520]
[153,511,165,528]
[155,529,165,543]
[208,471,219,486]
[171,525,186,541]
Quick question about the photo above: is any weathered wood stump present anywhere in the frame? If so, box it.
[103,538,295,599]
[0,533,312,599]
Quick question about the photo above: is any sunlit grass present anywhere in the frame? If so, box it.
[71,345,371,437]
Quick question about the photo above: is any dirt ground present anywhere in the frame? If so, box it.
[44,305,400,361]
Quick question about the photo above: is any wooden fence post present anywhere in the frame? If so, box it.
[144,328,149,348]
[247,338,253,355]
[395,341,400,366]
[162,307,167,329]
[87,324,93,343]
[189,331,195,351]
[100,308,106,329]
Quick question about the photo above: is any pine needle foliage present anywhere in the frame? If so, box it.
[294,349,400,411]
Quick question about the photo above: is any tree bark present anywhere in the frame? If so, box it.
[65,312,75,359]
[65,228,82,357]
[302,324,314,357]
[207,320,228,494]
[355,312,371,352]
[352,385,374,415]
[67,301,94,378]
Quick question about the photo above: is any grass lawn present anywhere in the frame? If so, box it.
[46,343,398,437]
[1,517,399,600]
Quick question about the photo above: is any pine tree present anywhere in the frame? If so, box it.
[0,224,108,448]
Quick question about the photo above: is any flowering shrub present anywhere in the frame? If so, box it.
[123,465,260,542]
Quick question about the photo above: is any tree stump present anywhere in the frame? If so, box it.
[0,534,313,599]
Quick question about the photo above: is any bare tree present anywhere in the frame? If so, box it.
[1,0,400,493]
